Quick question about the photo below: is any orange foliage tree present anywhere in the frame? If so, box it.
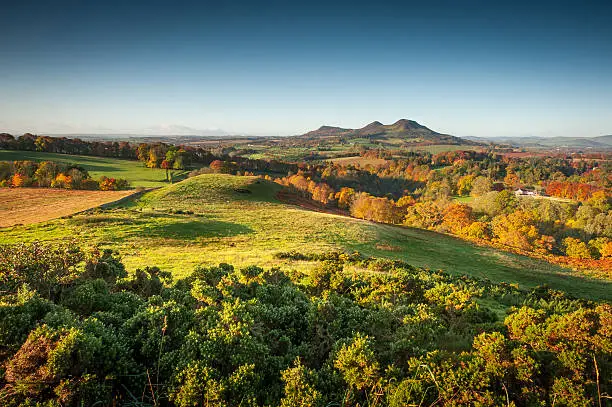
[350,193,401,223]
[545,181,603,201]
[51,173,73,189]
[442,203,474,234]
[11,173,28,187]
[335,187,356,209]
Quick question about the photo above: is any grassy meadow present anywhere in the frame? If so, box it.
[0,150,190,187]
[1,173,609,300]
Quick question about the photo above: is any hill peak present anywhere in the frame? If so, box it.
[392,119,423,129]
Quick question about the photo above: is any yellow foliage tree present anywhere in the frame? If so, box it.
[491,210,540,251]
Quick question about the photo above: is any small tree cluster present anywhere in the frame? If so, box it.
[0,160,129,190]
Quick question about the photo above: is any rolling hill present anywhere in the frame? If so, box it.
[1,173,609,300]
[296,119,478,146]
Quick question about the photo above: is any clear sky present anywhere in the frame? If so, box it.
[1,0,611,138]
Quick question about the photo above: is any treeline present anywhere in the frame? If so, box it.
[0,242,609,406]
[0,133,298,176]
[0,133,138,159]
[191,158,298,177]
[545,180,605,201]
[0,161,129,190]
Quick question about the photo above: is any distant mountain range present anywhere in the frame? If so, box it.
[464,135,612,149]
[296,119,476,145]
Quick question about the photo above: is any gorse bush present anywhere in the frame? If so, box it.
[0,242,609,406]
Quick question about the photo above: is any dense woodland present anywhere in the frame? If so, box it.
[269,151,611,271]
[0,243,610,406]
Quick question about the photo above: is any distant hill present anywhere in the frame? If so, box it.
[466,135,612,149]
[296,119,478,146]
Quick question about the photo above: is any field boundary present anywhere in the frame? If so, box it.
[74,188,156,214]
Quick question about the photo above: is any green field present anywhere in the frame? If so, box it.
[452,195,474,203]
[0,150,190,187]
[1,173,609,300]
[403,144,485,153]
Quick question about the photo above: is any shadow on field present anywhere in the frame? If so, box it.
[144,219,252,239]
[69,213,252,240]
[344,222,612,301]
[0,151,124,172]
[81,164,122,172]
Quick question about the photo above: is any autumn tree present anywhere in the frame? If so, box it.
[34,161,59,187]
[311,183,335,206]
[504,172,521,188]
[491,210,540,251]
[472,190,519,217]
[403,201,445,229]
[471,176,493,197]
[563,237,592,259]
[51,173,73,189]
[350,193,401,223]
[161,159,171,181]
[456,174,475,196]
[335,187,356,209]
[441,203,474,234]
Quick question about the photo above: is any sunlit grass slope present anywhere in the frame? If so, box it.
[1,173,609,300]
[0,150,189,187]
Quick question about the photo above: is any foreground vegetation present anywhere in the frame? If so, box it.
[0,242,609,406]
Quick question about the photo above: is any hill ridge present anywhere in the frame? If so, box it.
[298,119,477,145]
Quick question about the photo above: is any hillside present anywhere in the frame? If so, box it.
[296,119,478,146]
[1,173,609,300]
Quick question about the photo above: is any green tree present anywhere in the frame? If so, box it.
[563,237,592,259]
[470,176,493,197]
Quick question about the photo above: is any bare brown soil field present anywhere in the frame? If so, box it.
[0,188,136,227]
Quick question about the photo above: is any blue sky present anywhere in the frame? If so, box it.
[1,0,611,137]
